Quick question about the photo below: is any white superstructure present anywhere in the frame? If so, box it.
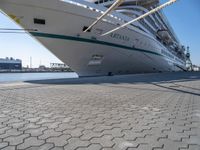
[0,0,187,76]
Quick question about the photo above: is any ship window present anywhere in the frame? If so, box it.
[34,18,46,25]
[108,72,113,76]
[83,26,91,32]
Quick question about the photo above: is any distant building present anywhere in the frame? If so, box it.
[50,63,73,72]
[50,63,69,69]
[0,57,22,70]
[193,65,200,72]
[39,65,46,69]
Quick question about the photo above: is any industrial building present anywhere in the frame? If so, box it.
[0,57,22,70]
[50,63,69,69]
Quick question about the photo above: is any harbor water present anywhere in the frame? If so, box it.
[0,72,78,83]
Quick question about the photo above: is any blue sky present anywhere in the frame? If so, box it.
[161,0,200,65]
[0,0,200,68]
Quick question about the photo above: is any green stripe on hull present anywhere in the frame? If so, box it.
[30,32,163,57]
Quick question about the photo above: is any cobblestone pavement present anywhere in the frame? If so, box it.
[0,72,200,150]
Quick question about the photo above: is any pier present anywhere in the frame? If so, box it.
[0,72,200,150]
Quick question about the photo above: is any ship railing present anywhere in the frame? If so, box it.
[64,0,148,32]
[117,5,160,29]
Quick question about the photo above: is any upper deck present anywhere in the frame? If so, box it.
[86,0,185,59]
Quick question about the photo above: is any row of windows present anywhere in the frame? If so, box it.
[175,58,185,65]
[129,7,158,31]
[139,19,155,35]
[161,49,175,60]
[161,50,185,65]
[94,0,113,4]
[0,63,22,70]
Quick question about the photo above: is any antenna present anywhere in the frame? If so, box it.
[30,57,32,69]
[102,0,177,36]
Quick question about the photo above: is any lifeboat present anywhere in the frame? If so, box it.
[157,29,173,45]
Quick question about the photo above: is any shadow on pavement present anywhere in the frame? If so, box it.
[25,72,200,85]
[25,72,200,97]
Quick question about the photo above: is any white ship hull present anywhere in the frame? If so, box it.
[0,0,186,76]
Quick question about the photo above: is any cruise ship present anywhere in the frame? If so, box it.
[0,0,187,76]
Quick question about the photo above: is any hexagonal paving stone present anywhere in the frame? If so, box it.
[46,134,71,146]
[17,137,45,149]
[3,134,30,146]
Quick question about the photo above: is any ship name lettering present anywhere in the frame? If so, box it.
[110,33,130,42]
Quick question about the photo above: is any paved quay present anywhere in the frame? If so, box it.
[0,72,200,150]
